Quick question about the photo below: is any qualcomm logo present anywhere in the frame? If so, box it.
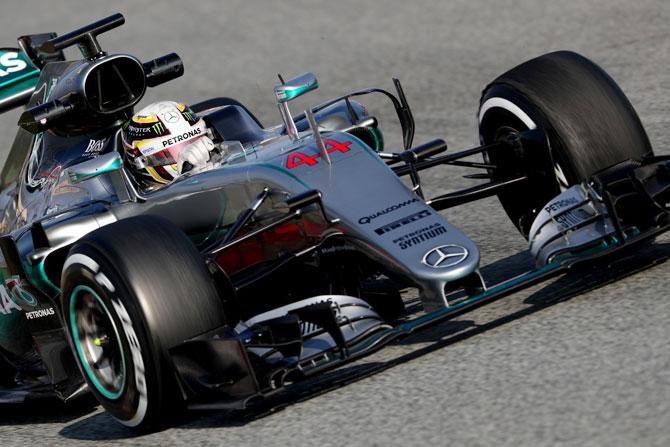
[421,245,469,269]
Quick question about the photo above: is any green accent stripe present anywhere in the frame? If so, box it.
[0,68,40,89]
[69,156,123,183]
[368,127,383,152]
[70,285,126,401]
[23,259,61,297]
[38,259,60,294]
[399,262,563,332]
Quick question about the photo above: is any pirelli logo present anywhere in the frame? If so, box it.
[374,209,432,235]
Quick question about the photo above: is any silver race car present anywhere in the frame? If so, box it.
[0,14,666,429]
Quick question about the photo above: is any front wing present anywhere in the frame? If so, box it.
[168,155,670,410]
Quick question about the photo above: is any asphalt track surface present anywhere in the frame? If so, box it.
[1,1,670,445]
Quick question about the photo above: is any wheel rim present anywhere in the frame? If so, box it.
[480,100,567,235]
[70,285,126,400]
[481,96,568,192]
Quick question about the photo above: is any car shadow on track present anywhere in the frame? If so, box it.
[58,242,670,439]
[0,395,98,426]
[480,249,536,283]
[523,241,670,306]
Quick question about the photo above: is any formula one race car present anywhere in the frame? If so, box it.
[1,14,668,429]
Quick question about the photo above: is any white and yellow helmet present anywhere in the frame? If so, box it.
[121,101,207,184]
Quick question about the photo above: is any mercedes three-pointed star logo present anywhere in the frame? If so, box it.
[421,245,469,268]
[163,110,180,123]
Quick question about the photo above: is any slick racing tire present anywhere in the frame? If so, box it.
[478,51,653,237]
[61,215,225,430]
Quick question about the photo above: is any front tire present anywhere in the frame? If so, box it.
[61,215,225,430]
[479,51,653,236]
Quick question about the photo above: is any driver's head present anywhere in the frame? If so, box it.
[121,101,208,185]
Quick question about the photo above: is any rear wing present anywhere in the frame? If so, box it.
[0,33,64,114]
[0,48,39,113]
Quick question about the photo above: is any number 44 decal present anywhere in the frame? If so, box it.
[287,140,352,169]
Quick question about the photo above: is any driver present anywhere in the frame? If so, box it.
[121,101,216,187]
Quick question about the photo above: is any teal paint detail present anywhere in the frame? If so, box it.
[368,127,384,152]
[0,50,40,101]
[399,261,563,332]
[549,227,639,264]
[0,68,40,89]
[70,285,126,401]
[38,259,61,295]
[23,259,61,297]
[350,238,622,356]
[276,85,309,101]
[0,273,31,355]
[274,73,318,103]
[68,155,123,183]
[189,206,233,247]
[344,262,566,357]
[0,271,35,307]
[190,227,230,247]
[6,275,37,306]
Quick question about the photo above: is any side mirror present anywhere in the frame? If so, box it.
[67,151,123,183]
[274,72,318,103]
[274,72,318,141]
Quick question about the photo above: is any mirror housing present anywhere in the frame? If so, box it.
[274,72,318,103]
[274,72,318,141]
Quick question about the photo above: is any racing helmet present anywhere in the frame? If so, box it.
[121,101,208,184]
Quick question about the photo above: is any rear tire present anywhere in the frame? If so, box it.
[478,51,652,236]
[61,215,225,430]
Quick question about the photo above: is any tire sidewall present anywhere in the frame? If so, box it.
[61,243,163,428]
